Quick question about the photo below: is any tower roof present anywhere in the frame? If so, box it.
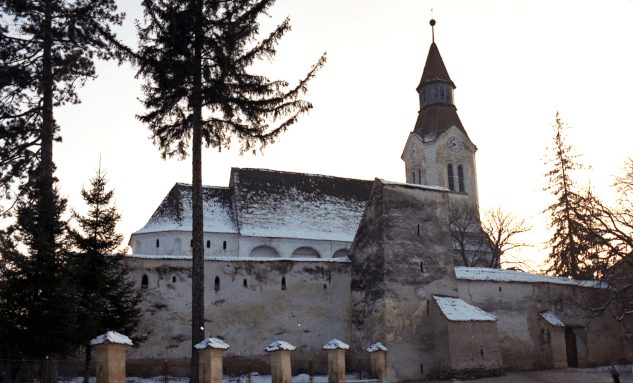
[417,42,455,90]
[412,103,469,141]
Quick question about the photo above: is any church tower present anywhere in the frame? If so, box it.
[401,19,479,209]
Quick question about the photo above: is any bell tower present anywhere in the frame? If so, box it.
[401,19,480,210]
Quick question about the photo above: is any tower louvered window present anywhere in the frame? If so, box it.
[447,164,455,191]
[457,165,465,192]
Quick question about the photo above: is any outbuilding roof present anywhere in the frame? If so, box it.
[433,296,497,322]
[455,267,605,288]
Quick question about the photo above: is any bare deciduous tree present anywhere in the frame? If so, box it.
[481,205,535,272]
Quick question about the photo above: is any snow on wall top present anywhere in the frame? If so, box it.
[433,296,497,322]
[125,254,351,263]
[134,184,237,234]
[194,337,230,350]
[366,342,388,352]
[455,267,604,288]
[323,339,349,350]
[90,331,133,346]
[265,341,296,352]
[377,178,449,192]
[231,168,372,242]
[540,311,565,327]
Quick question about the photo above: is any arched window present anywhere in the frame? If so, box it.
[422,89,426,103]
[214,276,220,291]
[446,87,452,101]
[415,167,421,185]
[457,165,466,192]
[410,170,415,184]
[156,239,160,248]
[141,275,148,289]
[447,164,455,191]
[440,86,445,99]
[281,276,287,291]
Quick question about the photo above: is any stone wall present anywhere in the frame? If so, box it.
[125,257,351,363]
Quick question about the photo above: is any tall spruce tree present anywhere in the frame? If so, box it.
[541,112,599,279]
[135,1,325,380]
[0,0,125,215]
[0,173,78,359]
[69,164,142,382]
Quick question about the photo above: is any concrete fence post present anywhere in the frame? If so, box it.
[195,338,230,383]
[367,342,388,381]
[323,339,349,383]
[90,331,133,383]
[265,341,295,383]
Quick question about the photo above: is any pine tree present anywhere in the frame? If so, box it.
[69,164,142,382]
[0,0,125,215]
[0,173,79,359]
[134,1,325,380]
[541,112,599,279]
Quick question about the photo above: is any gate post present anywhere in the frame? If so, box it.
[195,338,230,383]
[91,332,133,383]
[266,341,295,383]
[323,339,349,383]
[367,342,388,381]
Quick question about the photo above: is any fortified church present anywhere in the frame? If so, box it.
[124,21,633,381]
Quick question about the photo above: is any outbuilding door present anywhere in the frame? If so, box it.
[565,327,578,367]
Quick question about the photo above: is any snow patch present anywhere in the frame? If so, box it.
[265,341,296,352]
[366,342,388,352]
[433,296,497,322]
[194,337,230,350]
[125,254,351,263]
[377,178,449,192]
[540,311,565,327]
[455,267,605,288]
[323,339,349,350]
[90,331,133,346]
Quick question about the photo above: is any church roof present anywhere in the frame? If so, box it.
[231,168,372,241]
[412,103,469,142]
[134,168,373,242]
[417,42,454,90]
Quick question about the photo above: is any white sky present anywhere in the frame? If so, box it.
[51,0,633,264]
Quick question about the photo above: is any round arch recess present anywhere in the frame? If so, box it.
[332,249,349,258]
[291,247,320,258]
[249,246,280,258]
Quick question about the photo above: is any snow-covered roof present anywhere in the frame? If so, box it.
[323,339,349,350]
[377,178,449,192]
[125,254,351,263]
[367,342,388,353]
[540,311,565,327]
[231,168,372,242]
[90,331,133,346]
[265,341,296,352]
[433,296,497,322]
[194,337,230,350]
[455,267,605,288]
[134,184,237,235]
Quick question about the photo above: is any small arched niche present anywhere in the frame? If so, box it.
[249,246,280,258]
[332,249,349,258]
[135,240,142,255]
[291,247,320,258]
[174,238,182,255]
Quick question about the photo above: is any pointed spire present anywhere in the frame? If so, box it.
[417,19,455,91]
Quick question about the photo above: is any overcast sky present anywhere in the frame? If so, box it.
[49,0,633,264]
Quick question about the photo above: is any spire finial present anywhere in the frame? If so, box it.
[430,9,436,43]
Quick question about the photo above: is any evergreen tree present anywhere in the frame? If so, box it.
[69,164,142,382]
[541,112,599,279]
[0,0,125,215]
[0,173,78,359]
[134,1,325,380]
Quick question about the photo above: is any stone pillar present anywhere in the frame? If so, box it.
[323,339,348,383]
[195,338,230,383]
[90,332,133,383]
[266,341,295,383]
[367,342,388,381]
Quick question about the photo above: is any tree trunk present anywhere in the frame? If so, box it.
[190,0,204,382]
[41,0,54,188]
[83,343,91,383]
